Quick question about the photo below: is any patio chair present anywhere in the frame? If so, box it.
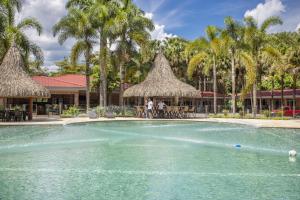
[14,111,23,122]
[135,106,144,118]
[188,107,196,118]
[0,111,5,122]
[183,106,189,118]
[166,106,173,118]
[173,106,181,118]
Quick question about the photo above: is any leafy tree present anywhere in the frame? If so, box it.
[112,0,154,106]
[240,16,282,117]
[0,0,43,67]
[187,26,229,114]
[53,7,97,111]
[222,17,244,114]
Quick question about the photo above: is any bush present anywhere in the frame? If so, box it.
[239,110,244,118]
[61,106,80,118]
[95,106,106,117]
[222,109,229,117]
[275,110,284,117]
[95,106,136,118]
[262,110,270,118]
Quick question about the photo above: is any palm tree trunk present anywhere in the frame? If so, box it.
[213,56,217,114]
[271,75,274,111]
[119,36,126,106]
[85,46,91,112]
[119,58,125,106]
[252,82,257,118]
[281,74,284,116]
[99,35,107,107]
[293,73,297,118]
[231,54,236,114]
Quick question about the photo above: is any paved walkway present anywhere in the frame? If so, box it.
[0,117,299,129]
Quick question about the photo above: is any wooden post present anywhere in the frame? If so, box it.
[74,92,79,107]
[28,98,33,121]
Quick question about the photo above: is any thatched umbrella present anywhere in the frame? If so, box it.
[0,44,50,120]
[124,53,198,100]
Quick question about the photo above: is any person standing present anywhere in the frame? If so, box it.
[158,100,165,118]
[147,98,153,119]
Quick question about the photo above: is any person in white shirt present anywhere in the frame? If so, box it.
[147,98,153,119]
[158,100,165,118]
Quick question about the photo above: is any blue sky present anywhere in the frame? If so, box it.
[17,0,300,70]
[135,0,300,40]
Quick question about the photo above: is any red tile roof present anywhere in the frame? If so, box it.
[243,89,300,98]
[32,74,86,88]
[199,91,226,98]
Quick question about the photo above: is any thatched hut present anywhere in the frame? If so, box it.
[124,53,198,105]
[0,44,50,120]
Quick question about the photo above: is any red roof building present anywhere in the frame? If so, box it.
[32,74,86,90]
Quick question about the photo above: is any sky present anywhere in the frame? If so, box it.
[16,0,300,71]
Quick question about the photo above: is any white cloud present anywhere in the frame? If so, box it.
[244,0,285,25]
[145,12,176,41]
[296,23,300,31]
[16,0,71,70]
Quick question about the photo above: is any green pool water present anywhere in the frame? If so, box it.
[0,121,299,200]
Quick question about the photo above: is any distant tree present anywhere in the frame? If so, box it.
[0,0,43,67]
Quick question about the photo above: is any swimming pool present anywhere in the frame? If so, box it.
[0,121,299,199]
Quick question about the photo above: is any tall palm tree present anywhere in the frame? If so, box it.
[187,26,228,114]
[241,16,282,117]
[53,7,97,111]
[223,17,243,114]
[90,0,118,107]
[66,0,119,107]
[0,0,43,67]
[112,0,154,106]
[287,48,300,117]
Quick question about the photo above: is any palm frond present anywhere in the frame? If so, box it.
[17,17,43,35]
[260,16,282,32]
[187,52,208,79]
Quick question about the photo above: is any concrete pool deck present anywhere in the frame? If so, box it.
[0,117,299,129]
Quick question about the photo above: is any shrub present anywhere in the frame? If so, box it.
[223,109,229,117]
[95,106,136,118]
[61,106,80,118]
[262,110,270,118]
[275,110,283,117]
[95,106,106,117]
[239,110,244,118]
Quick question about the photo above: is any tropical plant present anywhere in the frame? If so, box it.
[222,17,244,114]
[112,0,154,106]
[187,26,229,114]
[0,0,43,68]
[163,37,189,80]
[240,16,282,117]
[53,7,97,111]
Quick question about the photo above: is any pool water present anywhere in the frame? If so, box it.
[0,121,299,200]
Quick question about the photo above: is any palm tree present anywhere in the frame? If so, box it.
[187,26,228,114]
[90,0,119,107]
[287,48,300,117]
[222,17,243,114]
[0,0,43,67]
[112,0,154,106]
[241,16,282,117]
[163,37,189,80]
[53,7,97,111]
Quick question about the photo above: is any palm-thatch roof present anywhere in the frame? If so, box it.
[0,44,50,98]
[124,53,198,97]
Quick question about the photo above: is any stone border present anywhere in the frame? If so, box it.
[0,117,300,129]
